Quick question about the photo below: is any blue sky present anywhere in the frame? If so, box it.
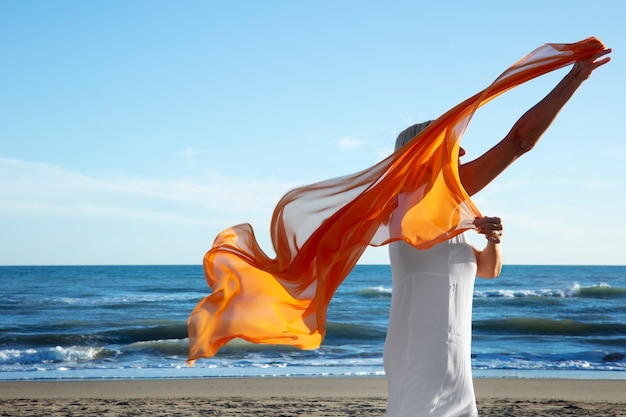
[1,1,624,266]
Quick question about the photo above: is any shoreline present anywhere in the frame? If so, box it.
[2,377,626,416]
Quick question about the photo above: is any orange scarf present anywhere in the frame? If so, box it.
[187,37,606,365]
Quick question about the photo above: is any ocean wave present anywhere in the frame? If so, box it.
[3,344,624,377]
[111,323,189,343]
[474,317,626,336]
[0,322,190,347]
[474,283,626,299]
[577,284,626,298]
[355,286,392,298]
[0,331,105,347]
[325,322,388,342]
[0,345,114,366]
[473,350,626,372]
[126,339,189,356]
[0,293,204,310]
[1,320,383,358]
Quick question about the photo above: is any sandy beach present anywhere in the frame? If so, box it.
[1,377,626,416]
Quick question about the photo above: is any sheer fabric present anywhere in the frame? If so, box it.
[188,37,606,364]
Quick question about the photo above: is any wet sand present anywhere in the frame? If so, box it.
[1,377,625,416]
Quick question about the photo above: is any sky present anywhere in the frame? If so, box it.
[1,1,624,266]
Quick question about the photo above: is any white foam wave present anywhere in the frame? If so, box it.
[13,293,203,307]
[356,285,392,297]
[370,285,392,294]
[474,283,614,299]
[0,345,107,365]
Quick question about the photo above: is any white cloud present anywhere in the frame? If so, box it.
[0,157,297,224]
[602,146,626,160]
[337,136,364,150]
[178,147,199,165]
[544,179,607,189]
[1,157,307,264]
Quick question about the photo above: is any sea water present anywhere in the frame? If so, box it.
[1,264,625,380]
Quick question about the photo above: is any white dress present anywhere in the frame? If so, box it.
[384,233,478,417]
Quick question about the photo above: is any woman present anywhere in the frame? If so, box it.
[384,47,611,417]
[385,121,502,417]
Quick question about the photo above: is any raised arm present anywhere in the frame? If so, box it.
[460,48,612,196]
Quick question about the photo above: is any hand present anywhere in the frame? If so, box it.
[474,216,503,244]
[570,48,611,81]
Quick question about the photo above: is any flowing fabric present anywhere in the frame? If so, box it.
[187,37,606,364]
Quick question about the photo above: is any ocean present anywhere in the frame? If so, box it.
[1,264,625,381]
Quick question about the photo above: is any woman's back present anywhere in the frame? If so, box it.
[384,233,478,417]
